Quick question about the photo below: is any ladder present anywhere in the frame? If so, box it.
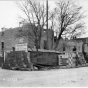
[77,53,86,65]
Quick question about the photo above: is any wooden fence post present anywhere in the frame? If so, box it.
[27,51,34,70]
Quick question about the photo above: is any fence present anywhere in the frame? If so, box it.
[29,50,60,66]
[59,51,87,67]
[0,50,87,70]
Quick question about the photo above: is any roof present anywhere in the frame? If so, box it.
[28,48,61,53]
[74,37,88,43]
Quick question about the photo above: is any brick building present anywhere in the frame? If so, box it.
[0,22,88,53]
[0,24,54,52]
[55,38,83,53]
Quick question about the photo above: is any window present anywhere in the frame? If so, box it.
[63,47,65,51]
[1,42,4,50]
[54,36,57,42]
[12,47,15,51]
[44,40,47,49]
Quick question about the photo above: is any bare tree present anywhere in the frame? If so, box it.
[53,0,85,49]
[16,0,51,52]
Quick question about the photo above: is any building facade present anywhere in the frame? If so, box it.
[0,24,54,52]
[0,23,88,53]
[55,38,83,53]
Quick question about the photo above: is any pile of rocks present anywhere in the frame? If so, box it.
[2,51,32,71]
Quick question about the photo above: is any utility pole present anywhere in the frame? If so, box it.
[46,0,48,49]
[1,27,5,64]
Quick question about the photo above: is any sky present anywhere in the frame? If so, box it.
[0,0,88,37]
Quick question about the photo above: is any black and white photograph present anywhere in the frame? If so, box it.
[0,0,88,87]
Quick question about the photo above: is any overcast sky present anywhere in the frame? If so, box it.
[0,0,88,37]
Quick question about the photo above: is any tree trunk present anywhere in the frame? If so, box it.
[54,31,63,50]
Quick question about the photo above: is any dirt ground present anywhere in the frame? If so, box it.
[0,67,88,87]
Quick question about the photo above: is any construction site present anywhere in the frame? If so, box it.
[0,0,88,87]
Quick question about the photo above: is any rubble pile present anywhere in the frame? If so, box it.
[2,51,32,71]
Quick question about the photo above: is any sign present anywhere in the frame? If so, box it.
[15,43,27,52]
[58,55,68,66]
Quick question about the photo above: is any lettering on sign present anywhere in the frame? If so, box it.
[15,43,27,52]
